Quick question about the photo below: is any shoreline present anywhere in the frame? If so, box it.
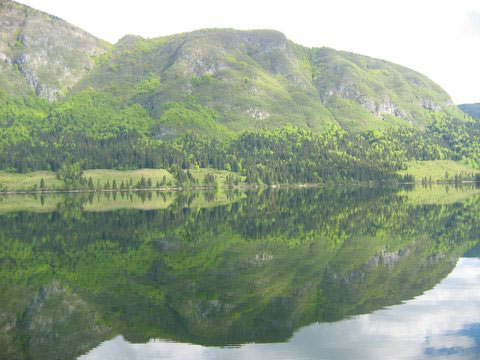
[0,180,478,195]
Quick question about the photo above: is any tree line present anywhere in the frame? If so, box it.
[1,91,480,185]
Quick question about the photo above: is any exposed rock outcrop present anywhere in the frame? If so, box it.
[0,0,108,100]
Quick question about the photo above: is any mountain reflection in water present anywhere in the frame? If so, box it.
[79,258,480,360]
[0,184,479,360]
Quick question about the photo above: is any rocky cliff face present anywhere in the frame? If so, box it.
[0,0,109,101]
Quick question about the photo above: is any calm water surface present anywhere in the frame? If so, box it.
[1,185,480,360]
[80,257,480,360]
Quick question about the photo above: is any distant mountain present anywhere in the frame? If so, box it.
[74,29,461,135]
[459,103,480,120]
[0,0,109,101]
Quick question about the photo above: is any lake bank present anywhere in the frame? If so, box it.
[1,160,479,193]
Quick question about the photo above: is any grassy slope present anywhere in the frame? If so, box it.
[0,170,63,190]
[84,169,176,187]
[86,168,244,188]
[0,168,244,191]
[398,160,479,182]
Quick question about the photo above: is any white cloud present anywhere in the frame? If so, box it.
[16,0,480,103]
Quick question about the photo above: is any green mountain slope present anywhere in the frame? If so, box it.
[73,29,462,135]
[0,0,109,101]
[1,2,480,183]
[459,103,480,119]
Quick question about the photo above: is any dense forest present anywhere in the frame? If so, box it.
[1,92,479,185]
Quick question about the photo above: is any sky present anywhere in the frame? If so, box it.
[17,0,480,104]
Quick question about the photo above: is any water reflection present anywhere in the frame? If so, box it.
[80,258,480,360]
[0,185,479,359]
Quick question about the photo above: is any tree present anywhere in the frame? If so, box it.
[40,178,46,190]
[56,162,84,187]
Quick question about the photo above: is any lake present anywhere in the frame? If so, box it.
[1,184,480,359]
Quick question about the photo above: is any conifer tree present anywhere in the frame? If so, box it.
[88,177,94,190]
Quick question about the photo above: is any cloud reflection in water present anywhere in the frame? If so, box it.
[80,257,480,360]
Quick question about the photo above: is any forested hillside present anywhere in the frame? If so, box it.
[459,103,480,120]
[73,29,460,134]
[1,0,480,186]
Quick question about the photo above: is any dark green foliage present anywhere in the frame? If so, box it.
[427,113,480,168]
[138,176,147,189]
[203,173,216,186]
[1,116,480,185]
[459,103,480,120]
[56,162,84,186]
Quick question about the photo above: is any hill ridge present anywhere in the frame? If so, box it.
[71,27,460,135]
[0,0,109,100]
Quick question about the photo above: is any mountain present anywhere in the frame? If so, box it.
[459,103,480,120]
[0,0,109,101]
[73,29,461,135]
[1,0,479,184]
[0,0,468,135]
